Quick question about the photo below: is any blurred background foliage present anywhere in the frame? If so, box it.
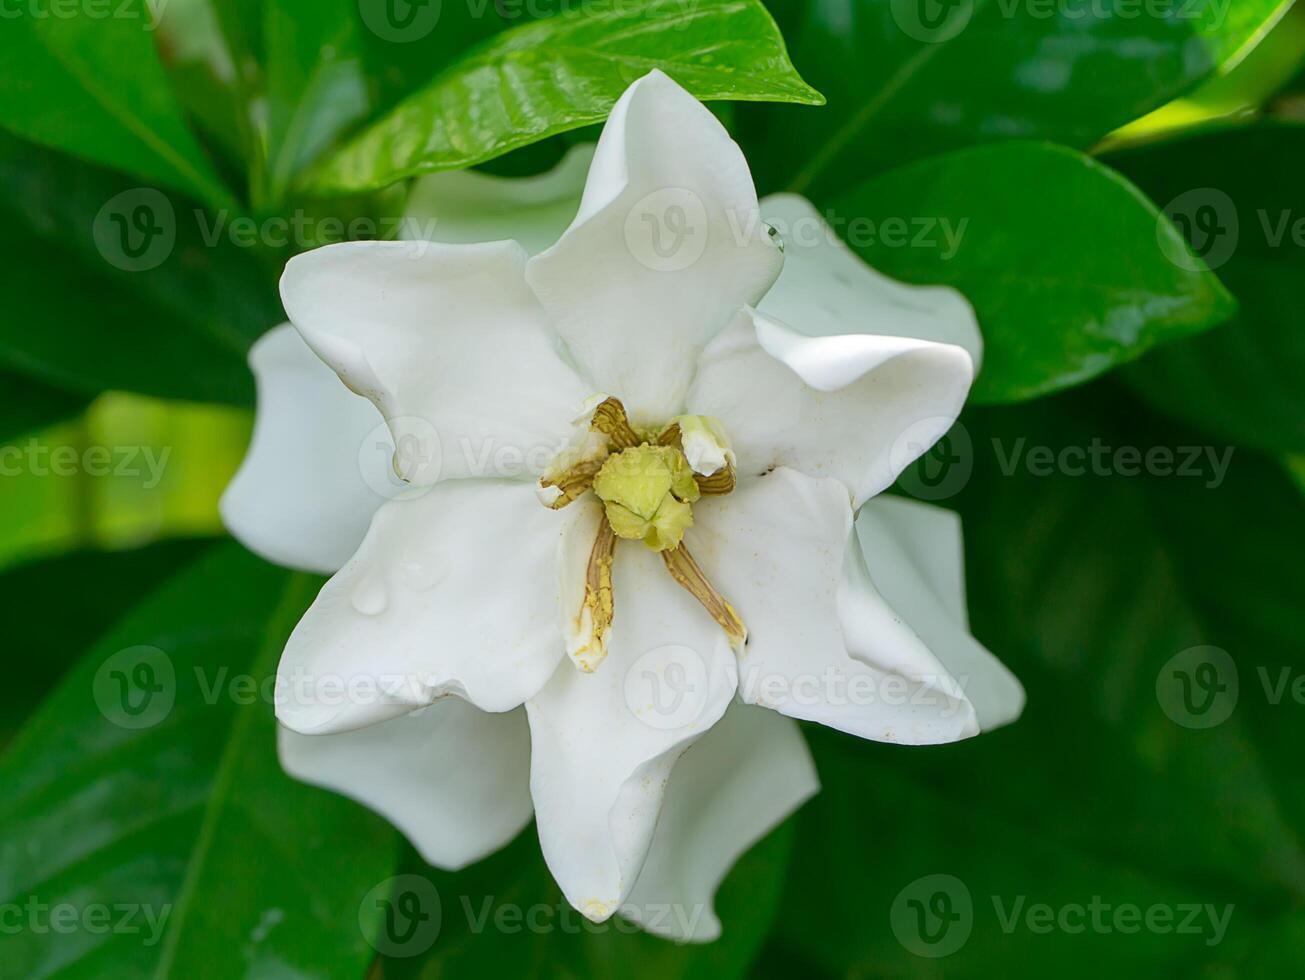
[1,0,1304,976]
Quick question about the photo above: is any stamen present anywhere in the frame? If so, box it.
[657,416,735,494]
[661,544,747,652]
[693,461,736,495]
[569,517,618,672]
[590,397,641,449]
[540,457,604,510]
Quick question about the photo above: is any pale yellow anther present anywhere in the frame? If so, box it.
[671,415,735,477]
[662,544,747,652]
[570,517,617,672]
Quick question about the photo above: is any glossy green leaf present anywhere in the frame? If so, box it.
[830,141,1236,403]
[0,545,400,978]
[751,0,1291,200]
[301,0,823,195]
[765,382,1305,975]
[0,134,279,404]
[0,0,233,207]
[1108,122,1305,452]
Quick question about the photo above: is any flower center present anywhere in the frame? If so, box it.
[539,396,745,671]
[592,443,699,552]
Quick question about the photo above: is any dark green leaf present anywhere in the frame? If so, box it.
[1108,122,1305,452]
[752,0,1291,200]
[0,545,400,978]
[0,538,212,746]
[262,0,373,205]
[301,0,823,196]
[0,135,280,404]
[0,371,89,443]
[767,381,1305,975]
[0,1,234,207]
[831,141,1236,402]
[355,0,512,113]
[155,0,253,169]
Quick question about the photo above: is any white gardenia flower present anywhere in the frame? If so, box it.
[221,70,1024,942]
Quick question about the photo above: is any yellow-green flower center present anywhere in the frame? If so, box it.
[591,444,701,551]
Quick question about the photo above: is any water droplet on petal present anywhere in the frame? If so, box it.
[397,550,446,592]
[350,572,388,616]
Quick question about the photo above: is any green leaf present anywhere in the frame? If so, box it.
[0,134,280,404]
[830,141,1236,403]
[155,0,253,168]
[0,1,234,207]
[0,371,88,443]
[355,0,511,113]
[262,0,373,205]
[301,0,823,196]
[0,394,248,571]
[753,0,1292,200]
[0,545,400,978]
[385,817,795,978]
[767,381,1305,975]
[1106,122,1305,452]
[0,539,211,747]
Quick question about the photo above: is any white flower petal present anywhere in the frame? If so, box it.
[687,308,973,507]
[689,468,979,744]
[277,480,581,734]
[856,496,1025,731]
[280,239,588,484]
[220,324,386,574]
[759,193,983,364]
[403,144,593,255]
[525,70,782,424]
[278,700,532,870]
[622,701,817,942]
[526,544,738,921]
